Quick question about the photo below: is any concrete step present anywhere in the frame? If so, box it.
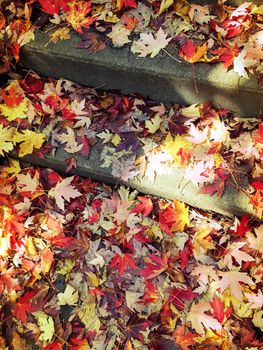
[18,143,255,219]
[20,30,263,118]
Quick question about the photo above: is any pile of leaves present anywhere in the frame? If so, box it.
[0,0,263,78]
[1,73,263,216]
[0,158,262,349]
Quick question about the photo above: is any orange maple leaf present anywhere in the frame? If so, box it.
[159,200,189,235]
[180,40,207,63]
[1,84,23,107]
[66,1,95,33]
[172,325,198,350]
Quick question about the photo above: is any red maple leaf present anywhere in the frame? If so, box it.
[126,316,152,342]
[39,0,69,15]
[234,215,250,237]
[251,181,263,190]
[130,196,153,216]
[209,295,225,323]
[19,74,44,94]
[143,281,159,304]
[117,0,137,11]
[200,168,229,197]
[168,288,198,310]
[253,123,263,144]
[110,253,136,276]
[212,44,239,69]
[13,291,37,322]
[141,254,168,279]
[180,238,193,271]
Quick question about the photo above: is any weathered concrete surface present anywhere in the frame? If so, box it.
[17,144,256,219]
[20,31,263,118]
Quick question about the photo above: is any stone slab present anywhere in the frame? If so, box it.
[20,30,263,118]
[17,143,256,219]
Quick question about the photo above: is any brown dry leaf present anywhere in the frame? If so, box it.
[11,331,30,350]
[49,27,71,44]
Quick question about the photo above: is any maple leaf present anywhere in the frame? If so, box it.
[50,176,81,211]
[218,270,255,301]
[13,130,45,157]
[16,171,39,194]
[200,168,229,197]
[13,291,36,322]
[235,215,250,237]
[159,0,173,15]
[11,332,31,350]
[168,287,198,310]
[107,23,131,47]
[219,241,255,270]
[213,44,239,69]
[33,311,55,343]
[66,1,95,33]
[57,285,79,306]
[187,301,222,334]
[244,290,263,309]
[0,85,28,121]
[210,295,225,323]
[39,247,54,274]
[43,343,63,350]
[39,0,69,15]
[161,133,192,165]
[179,40,207,63]
[234,49,249,78]
[126,315,152,342]
[131,28,172,58]
[56,127,82,153]
[172,325,198,350]
[141,254,168,279]
[185,125,208,144]
[191,264,219,294]
[130,196,153,216]
[145,114,162,134]
[184,161,209,186]
[253,123,263,144]
[117,0,137,11]
[188,4,214,25]
[50,27,71,44]
[159,200,189,235]
[110,253,136,276]
[0,124,15,156]
[247,225,263,254]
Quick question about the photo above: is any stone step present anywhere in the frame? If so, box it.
[20,30,263,118]
[17,143,255,219]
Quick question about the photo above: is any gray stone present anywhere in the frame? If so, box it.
[20,30,263,118]
[17,143,256,219]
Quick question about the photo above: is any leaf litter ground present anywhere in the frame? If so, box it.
[0,72,262,350]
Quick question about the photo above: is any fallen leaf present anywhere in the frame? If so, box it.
[50,176,82,211]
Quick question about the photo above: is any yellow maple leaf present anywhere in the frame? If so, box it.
[0,124,16,156]
[173,200,190,231]
[0,99,28,122]
[2,159,21,177]
[14,130,45,157]
[194,227,215,254]
[159,0,174,15]
[161,133,192,165]
[49,27,71,44]
[77,295,101,332]
[66,1,95,33]
[57,285,79,306]
[33,311,54,343]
